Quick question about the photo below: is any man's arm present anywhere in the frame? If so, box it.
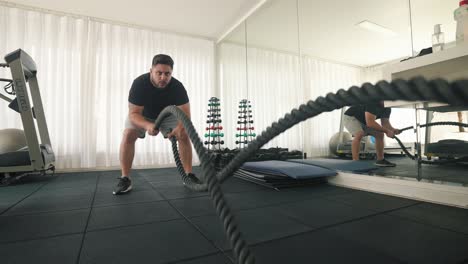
[365,112,394,138]
[128,103,157,135]
[381,118,401,135]
[167,102,190,138]
[177,102,190,119]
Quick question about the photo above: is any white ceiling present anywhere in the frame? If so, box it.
[4,0,458,67]
[3,0,264,39]
[223,0,458,67]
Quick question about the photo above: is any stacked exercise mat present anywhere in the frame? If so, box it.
[234,160,335,190]
[233,158,379,190]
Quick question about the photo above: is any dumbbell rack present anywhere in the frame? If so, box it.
[204,97,224,150]
[236,99,255,149]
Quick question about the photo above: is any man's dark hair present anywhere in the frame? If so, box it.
[152,54,174,68]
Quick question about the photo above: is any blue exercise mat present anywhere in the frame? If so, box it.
[288,158,378,173]
[240,160,337,180]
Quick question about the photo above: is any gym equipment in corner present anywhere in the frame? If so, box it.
[0,49,55,186]
[236,99,255,149]
[204,97,224,150]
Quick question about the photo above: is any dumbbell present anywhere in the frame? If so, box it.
[207,119,222,123]
[208,109,221,112]
[205,140,225,145]
[204,140,225,145]
[236,133,256,137]
[208,103,221,107]
[208,132,224,137]
[207,114,221,118]
[237,120,254,124]
[209,97,220,102]
[238,110,252,114]
[237,127,254,131]
[236,140,249,144]
[206,126,223,130]
[238,105,251,108]
[238,115,253,119]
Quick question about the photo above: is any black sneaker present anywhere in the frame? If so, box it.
[184,173,202,185]
[113,177,132,195]
[375,159,396,167]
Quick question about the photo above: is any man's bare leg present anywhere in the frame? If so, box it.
[351,131,365,160]
[374,132,385,161]
[120,129,139,178]
[178,133,193,173]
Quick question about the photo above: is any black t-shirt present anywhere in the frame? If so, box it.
[344,103,391,124]
[128,73,189,119]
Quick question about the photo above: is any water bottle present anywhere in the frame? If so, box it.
[454,0,468,44]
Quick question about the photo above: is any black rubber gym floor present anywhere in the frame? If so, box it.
[1,167,468,264]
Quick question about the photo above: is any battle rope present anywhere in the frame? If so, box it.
[155,77,468,264]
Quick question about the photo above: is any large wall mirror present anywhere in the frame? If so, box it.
[217,22,248,149]
[216,0,467,190]
[409,0,468,185]
[297,0,419,180]
[245,0,304,153]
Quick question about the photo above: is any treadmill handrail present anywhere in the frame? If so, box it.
[4,49,37,78]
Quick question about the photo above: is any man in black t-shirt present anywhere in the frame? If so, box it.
[343,102,401,167]
[113,54,201,195]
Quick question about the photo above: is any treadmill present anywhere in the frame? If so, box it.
[0,49,55,185]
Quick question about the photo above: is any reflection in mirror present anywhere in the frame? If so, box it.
[245,0,303,153]
[410,0,458,53]
[408,0,468,185]
[298,0,417,178]
[217,22,247,150]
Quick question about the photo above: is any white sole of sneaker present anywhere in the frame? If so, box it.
[112,185,132,195]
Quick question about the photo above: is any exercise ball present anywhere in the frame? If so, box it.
[0,129,27,154]
[329,131,352,156]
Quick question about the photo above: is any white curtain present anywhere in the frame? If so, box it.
[218,44,304,151]
[217,44,421,157]
[302,57,363,157]
[246,47,303,150]
[0,5,215,169]
[217,42,248,149]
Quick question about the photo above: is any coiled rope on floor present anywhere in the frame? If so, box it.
[155,77,468,264]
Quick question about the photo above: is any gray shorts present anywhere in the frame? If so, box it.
[343,115,378,136]
[124,115,179,139]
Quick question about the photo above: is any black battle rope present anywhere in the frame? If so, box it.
[155,77,468,264]
[393,122,468,164]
